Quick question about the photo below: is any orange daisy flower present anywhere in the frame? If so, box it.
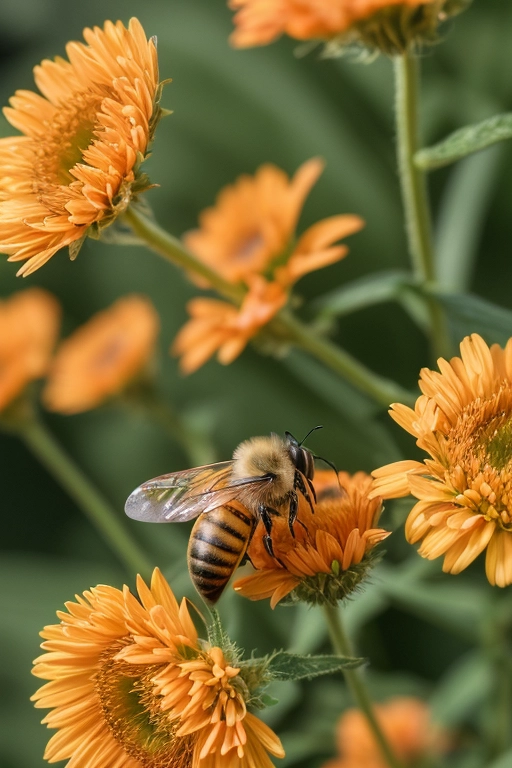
[234,471,390,608]
[229,0,468,54]
[0,18,164,276]
[322,697,447,768]
[172,275,288,374]
[174,160,363,373]
[0,288,60,414]
[43,295,159,414]
[184,158,363,288]
[372,334,512,587]
[32,568,285,768]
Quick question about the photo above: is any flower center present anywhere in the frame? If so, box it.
[446,387,512,531]
[95,640,194,768]
[90,334,127,373]
[231,232,265,264]
[32,91,103,212]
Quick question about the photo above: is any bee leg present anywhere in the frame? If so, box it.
[287,491,299,537]
[306,476,317,504]
[294,470,315,514]
[259,505,285,566]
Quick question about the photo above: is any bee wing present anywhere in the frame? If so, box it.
[124,462,271,523]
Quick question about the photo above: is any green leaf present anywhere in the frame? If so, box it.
[264,650,365,681]
[435,292,512,347]
[429,651,493,726]
[311,270,416,319]
[415,113,512,170]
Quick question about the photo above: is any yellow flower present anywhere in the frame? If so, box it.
[0,288,60,413]
[184,158,363,288]
[32,568,285,768]
[322,697,447,768]
[372,334,512,587]
[174,159,363,374]
[0,18,163,276]
[229,0,469,54]
[234,471,390,607]
[43,295,159,414]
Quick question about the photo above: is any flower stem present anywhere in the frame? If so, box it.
[394,53,451,361]
[123,206,244,304]
[20,418,153,580]
[272,311,417,408]
[323,604,404,768]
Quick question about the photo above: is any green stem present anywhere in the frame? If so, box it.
[272,311,417,408]
[323,604,404,768]
[125,207,415,409]
[141,397,217,467]
[394,53,451,361]
[20,419,153,580]
[123,206,244,304]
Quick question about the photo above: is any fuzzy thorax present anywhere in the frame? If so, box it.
[232,434,295,503]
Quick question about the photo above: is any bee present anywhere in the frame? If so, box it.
[124,431,319,603]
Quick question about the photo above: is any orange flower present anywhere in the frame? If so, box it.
[43,295,159,414]
[234,471,390,607]
[185,158,363,288]
[174,159,363,374]
[32,568,284,768]
[372,334,512,587]
[229,0,468,54]
[0,288,60,413]
[0,18,164,276]
[322,697,447,768]
[172,276,287,373]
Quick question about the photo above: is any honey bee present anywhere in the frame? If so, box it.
[125,431,319,603]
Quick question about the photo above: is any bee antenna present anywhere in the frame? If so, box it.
[311,453,342,489]
[297,424,323,447]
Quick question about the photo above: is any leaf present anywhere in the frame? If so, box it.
[436,292,512,347]
[429,651,493,726]
[415,113,512,170]
[311,270,416,319]
[264,650,365,681]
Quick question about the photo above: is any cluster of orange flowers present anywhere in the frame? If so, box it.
[0,289,158,418]
[33,568,284,768]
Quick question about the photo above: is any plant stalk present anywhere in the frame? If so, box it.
[394,53,451,361]
[323,604,404,768]
[20,419,153,579]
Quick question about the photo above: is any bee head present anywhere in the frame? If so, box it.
[284,430,316,480]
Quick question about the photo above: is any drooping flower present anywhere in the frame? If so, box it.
[371,334,512,587]
[43,295,159,414]
[0,18,164,276]
[172,276,287,373]
[234,471,390,607]
[0,288,60,414]
[229,0,470,55]
[322,697,448,768]
[174,160,363,373]
[32,568,285,768]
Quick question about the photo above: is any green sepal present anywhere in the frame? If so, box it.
[250,650,365,682]
[415,113,512,171]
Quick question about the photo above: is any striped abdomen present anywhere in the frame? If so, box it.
[187,503,255,603]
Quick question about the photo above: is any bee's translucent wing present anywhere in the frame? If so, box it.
[124,462,271,523]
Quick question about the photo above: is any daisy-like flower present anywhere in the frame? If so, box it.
[322,697,447,768]
[229,0,470,55]
[234,471,390,608]
[174,159,363,373]
[172,275,287,374]
[0,288,60,415]
[372,334,512,587]
[32,568,285,768]
[0,18,164,276]
[43,295,159,414]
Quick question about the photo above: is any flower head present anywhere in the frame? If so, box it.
[33,568,285,768]
[0,288,60,414]
[234,471,390,607]
[322,696,447,768]
[229,0,470,55]
[0,18,164,276]
[372,334,512,587]
[174,159,363,373]
[43,295,159,414]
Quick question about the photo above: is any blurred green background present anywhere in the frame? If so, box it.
[1,1,512,766]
